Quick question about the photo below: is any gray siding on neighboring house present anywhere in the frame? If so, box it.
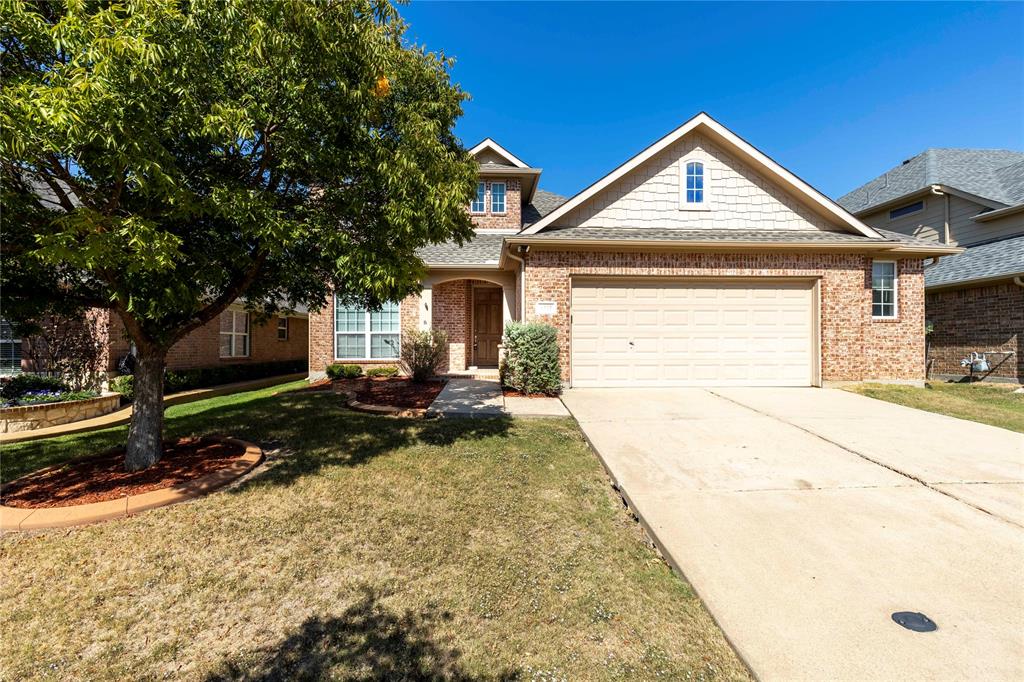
[859,193,1024,247]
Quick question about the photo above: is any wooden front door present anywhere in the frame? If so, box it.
[473,287,503,367]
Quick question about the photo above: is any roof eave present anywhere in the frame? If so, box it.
[926,271,1024,291]
[849,184,1007,217]
[505,235,962,255]
[972,203,1024,222]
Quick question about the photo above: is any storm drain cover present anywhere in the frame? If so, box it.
[891,611,937,632]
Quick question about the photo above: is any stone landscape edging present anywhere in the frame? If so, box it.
[334,386,427,418]
[0,436,263,532]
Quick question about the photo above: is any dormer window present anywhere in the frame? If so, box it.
[685,161,704,204]
[471,182,485,213]
[491,182,506,213]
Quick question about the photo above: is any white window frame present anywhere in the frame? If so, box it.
[871,260,898,320]
[334,299,401,361]
[277,316,289,341]
[679,155,711,211]
[220,310,251,357]
[471,182,486,213]
[889,200,925,221]
[490,181,506,214]
[0,320,22,375]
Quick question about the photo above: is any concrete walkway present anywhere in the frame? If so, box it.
[426,379,569,418]
[562,387,1024,682]
[1,373,305,444]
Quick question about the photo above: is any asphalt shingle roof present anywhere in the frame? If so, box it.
[522,189,569,226]
[416,232,506,266]
[838,148,1024,214]
[924,234,1024,288]
[520,226,935,247]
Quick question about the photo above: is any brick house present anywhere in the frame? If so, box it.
[840,149,1024,382]
[1,305,308,378]
[308,113,959,387]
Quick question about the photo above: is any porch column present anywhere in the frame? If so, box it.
[501,282,514,327]
[419,283,432,330]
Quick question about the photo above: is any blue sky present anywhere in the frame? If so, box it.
[401,1,1024,200]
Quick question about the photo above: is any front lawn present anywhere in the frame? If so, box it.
[0,383,749,680]
[845,381,1024,433]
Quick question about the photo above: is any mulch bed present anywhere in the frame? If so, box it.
[502,388,558,399]
[336,377,445,409]
[1,437,246,509]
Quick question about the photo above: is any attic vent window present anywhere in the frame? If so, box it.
[889,200,924,220]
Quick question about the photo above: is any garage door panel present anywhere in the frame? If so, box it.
[571,280,815,387]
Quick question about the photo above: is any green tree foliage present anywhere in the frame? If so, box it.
[500,322,562,395]
[1,0,476,469]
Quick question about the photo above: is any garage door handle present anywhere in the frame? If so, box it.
[628,340,634,347]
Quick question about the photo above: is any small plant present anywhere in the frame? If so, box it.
[326,363,364,380]
[366,366,399,378]
[109,375,134,401]
[501,322,562,395]
[0,373,69,400]
[400,330,447,382]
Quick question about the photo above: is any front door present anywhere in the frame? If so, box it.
[473,287,503,367]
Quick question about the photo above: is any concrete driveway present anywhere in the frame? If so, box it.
[562,387,1024,681]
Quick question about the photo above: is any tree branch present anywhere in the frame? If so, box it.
[169,250,269,345]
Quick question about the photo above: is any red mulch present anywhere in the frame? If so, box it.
[502,388,557,399]
[1,438,246,509]
[336,377,445,409]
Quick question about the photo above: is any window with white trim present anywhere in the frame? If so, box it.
[277,316,289,341]
[219,310,250,357]
[0,320,21,374]
[471,182,485,213]
[490,182,506,213]
[871,261,897,319]
[685,161,705,205]
[334,300,400,359]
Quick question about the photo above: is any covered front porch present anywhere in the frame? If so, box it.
[414,269,516,374]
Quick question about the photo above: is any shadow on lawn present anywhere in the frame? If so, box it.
[206,587,517,681]
[1,390,513,486]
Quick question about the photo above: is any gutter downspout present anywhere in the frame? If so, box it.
[506,247,526,321]
[930,185,950,244]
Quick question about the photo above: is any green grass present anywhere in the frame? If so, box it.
[845,381,1024,433]
[0,383,749,681]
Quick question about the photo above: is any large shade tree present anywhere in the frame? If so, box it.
[1,0,476,470]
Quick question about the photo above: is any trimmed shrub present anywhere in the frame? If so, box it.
[400,330,447,382]
[366,366,399,378]
[109,374,134,401]
[113,359,307,401]
[326,363,363,380]
[501,322,562,395]
[0,373,69,400]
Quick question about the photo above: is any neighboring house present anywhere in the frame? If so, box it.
[1,307,309,378]
[309,112,958,387]
[839,149,1024,381]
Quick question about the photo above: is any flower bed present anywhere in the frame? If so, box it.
[0,393,122,433]
[336,377,444,410]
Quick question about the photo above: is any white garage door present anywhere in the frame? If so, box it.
[571,279,816,387]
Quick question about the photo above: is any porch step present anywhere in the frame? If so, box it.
[441,369,500,381]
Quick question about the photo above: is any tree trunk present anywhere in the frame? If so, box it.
[125,350,167,471]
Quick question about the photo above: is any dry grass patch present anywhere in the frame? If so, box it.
[1,383,750,680]
[845,381,1024,433]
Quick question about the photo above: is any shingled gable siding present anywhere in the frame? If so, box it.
[924,282,1023,381]
[560,134,844,233]
[520,250,927,384]
[471,178,521,230]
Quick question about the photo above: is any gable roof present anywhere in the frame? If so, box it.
[467,138,530,169]
[838,148,1024,215]
[924,234,1024,289]
[519,112,883,239]
[522,189,568,226]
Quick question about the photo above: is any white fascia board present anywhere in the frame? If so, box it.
[520,113,884,240]
[467,138,529,168]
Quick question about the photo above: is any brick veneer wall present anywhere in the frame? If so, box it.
[520,250,926,384]
[470,178,521,230]
[925,281,1023,381]
[104,311,308,372]
[308,293,421,376]
[433,280,469,372]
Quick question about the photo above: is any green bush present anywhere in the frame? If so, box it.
[326,363,363,380]
[16,389,99,406]
[501,322,562,395]
[400,330,447,382]
[109,374,134,401]
[112,359,307,401]
[0,373,69,400]
[365,366,399,378]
